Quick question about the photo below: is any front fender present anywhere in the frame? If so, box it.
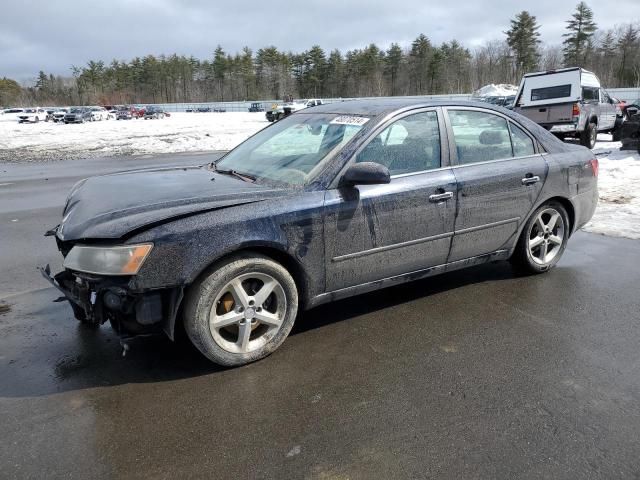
[125,192,326,299]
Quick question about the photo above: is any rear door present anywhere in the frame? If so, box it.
[324,108,457,291]
[444,107,547,262]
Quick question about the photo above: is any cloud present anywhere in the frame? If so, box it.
[1,0,638,81]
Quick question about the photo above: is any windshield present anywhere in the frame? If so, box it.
[69,108,83,113]
[215,113,369,186]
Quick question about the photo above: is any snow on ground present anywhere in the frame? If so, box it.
[0,112,268,162]
[582,134,640,240]
[0,114,638,240]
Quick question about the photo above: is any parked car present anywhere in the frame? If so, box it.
[41,99,598,367]
[513,67,618,148]
[45,108,57,121]
[267,98,324,121]
[3,108,24,114]
[116,107,133,120]
[89,106,109,121]
[248,102,265,112]
[64,107,93,124]
[265,103,284,122]
[104,106,118,119]
[17,108,48,123]
[143,106,166,119]
[132,106,145,119]
[51,108,68,122]
[620,98,640,150]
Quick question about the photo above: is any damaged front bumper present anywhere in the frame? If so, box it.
[39,264,183,340]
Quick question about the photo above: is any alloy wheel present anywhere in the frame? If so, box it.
[527,207,565,265]
[209,272,286,354]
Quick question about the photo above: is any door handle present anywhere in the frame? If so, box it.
[521,175,540,185]
[429,191,454,202]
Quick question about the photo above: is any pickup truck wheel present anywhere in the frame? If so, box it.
[510,201,570,275]
[580,122,597,149]
[184,253,298,366]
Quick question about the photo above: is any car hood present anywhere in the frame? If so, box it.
[57,166,289,241]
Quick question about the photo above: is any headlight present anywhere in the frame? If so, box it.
[63,244,153,276]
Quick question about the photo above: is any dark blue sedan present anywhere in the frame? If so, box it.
[42,99,599,366]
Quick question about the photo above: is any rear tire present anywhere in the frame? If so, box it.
[580,122,597,149]
[184,253,298,366]
[510,201,570,275]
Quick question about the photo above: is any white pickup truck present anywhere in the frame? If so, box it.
[513,68,620,148]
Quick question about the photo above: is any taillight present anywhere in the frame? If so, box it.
[589,158,599,177]
[572,103,581,117]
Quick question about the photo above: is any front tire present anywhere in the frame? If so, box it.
[184,253,298,366]
[511,201,570,274]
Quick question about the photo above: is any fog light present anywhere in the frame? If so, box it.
[104,291,123,310]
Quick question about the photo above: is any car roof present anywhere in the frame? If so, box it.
[300,98,510,116]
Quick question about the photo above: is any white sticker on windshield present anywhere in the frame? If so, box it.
[330,116,370,126]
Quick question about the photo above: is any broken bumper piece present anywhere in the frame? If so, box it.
[38,264,183,338]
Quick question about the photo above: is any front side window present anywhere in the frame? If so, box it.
[449,110,513,164]
[215,113,368,185]
[356,111,441,176]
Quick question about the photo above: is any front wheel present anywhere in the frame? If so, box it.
[184,253,298,366]
[510,201,570,274]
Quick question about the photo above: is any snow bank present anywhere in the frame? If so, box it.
[0,112,268,160]
[582,135,640,240]
[472,84,519,97]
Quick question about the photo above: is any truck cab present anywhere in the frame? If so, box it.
[513,67,618,148]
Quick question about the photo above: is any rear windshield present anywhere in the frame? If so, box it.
[531,84,572,101]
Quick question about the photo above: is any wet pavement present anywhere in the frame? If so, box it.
[2,155,640,479]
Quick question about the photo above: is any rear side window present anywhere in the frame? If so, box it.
[531,84,572,101]
[510,122,535,157]
[448,110,513,164]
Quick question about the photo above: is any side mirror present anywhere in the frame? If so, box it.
[342,162,390,186]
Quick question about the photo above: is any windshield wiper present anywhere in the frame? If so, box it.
[213,166,256,183]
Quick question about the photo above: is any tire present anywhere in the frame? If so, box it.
[510,201,570,275]
[184,253,298,366]
[612,118,623,141]
[580,122,597,149]
[35,117,39,123]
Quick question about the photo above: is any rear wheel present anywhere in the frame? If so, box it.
[184,253,298,366]
[511,201,570,274]
[580,122,597,149]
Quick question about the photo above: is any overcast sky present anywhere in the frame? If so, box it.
[2,0,639,82]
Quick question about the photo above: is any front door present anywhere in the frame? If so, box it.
[324,109,457,292]
[444,107,548,262]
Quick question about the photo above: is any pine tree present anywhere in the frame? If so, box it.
[505,11,541,78]
[562,2,597,67]
[616,24,639,87]
[385,43,404,96]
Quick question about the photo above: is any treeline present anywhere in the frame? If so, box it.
[1,2,639,107]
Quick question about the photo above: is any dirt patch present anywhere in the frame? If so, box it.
[0,303,10,316]
[600,195,634,204]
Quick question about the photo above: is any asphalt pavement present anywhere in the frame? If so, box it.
[1,154,640,479]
